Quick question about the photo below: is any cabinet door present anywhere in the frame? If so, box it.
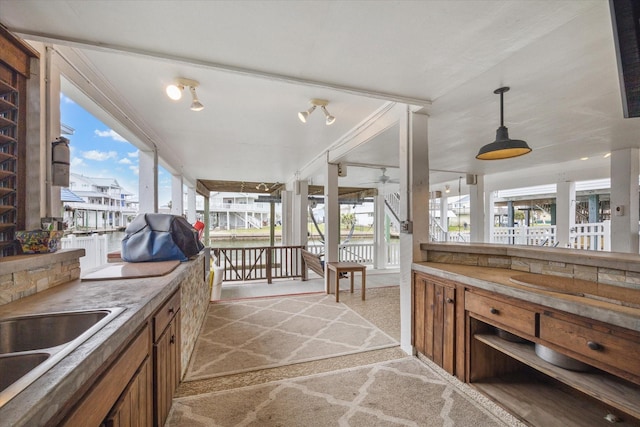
[154,310,181,427]
[103,356,153,427]
[432,283,456,374]
[413,273,456,375]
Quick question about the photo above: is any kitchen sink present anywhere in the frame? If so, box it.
[0,310,113,354]
[0,307,124,407]
[0,353,50,393]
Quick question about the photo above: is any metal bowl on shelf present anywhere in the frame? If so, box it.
[495,327,530,343]
[534,343,591,372]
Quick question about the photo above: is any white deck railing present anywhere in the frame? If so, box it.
[60,233,109,271]
[307,241,401,267]
[490,221,611,251]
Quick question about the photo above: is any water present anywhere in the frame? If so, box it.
[107,231,373,252]
[107,231,125,253]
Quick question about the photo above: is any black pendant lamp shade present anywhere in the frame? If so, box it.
[476,87,532,160]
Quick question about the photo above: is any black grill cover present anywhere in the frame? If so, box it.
[121,213,204,262]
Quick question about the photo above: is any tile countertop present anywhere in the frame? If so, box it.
[412,262,640,333]
[0,258,194,427]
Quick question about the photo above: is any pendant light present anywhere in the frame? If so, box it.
[476,87,531,160]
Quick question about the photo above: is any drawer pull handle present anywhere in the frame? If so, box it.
[170,335,176,344]
[168,307,175,315]
[490,307,499,315]
[446,297,454,304]
[587,341,602,351]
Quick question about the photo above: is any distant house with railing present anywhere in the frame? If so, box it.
[194,192,281,230]
[64,173,138,231]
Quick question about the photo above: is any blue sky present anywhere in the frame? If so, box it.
[60,94,172,206]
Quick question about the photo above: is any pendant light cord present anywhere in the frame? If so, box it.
[499,91,504,127]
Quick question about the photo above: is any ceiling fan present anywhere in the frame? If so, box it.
[359,168,399,186]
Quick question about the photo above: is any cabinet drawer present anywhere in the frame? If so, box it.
[540,314,640,378]
[465,291,536,337]
[153,291,180,342]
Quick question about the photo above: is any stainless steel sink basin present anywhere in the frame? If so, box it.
[0,353,49,393]
[0,310,111,354]
[0,307,124,407]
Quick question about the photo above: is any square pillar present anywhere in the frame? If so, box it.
[171,174,183,215]
[139,148,158,213]
[611,148,639,253]
[556,180,576,247]
[399,109,429,354]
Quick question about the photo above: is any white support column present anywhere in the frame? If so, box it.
[139,148,158,213]
[611,148,639,253]
[294,180,309,247]
[186,184,196,223]
[203,195,210,247]
[324,162,340,294]
[281,189,293,245]
[374,192,386,269]
[439,193,448,235]
[485,189,495,243]
[469,174,485,242]
[171,174,183,216]
[399,108,429,355]
[556,180,576,247]
[44,46,62,219]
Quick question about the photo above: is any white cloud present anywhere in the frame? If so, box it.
[94,129,127,142]
[128,151,139,158]
[118,158,132,165]
[70,157,86,167]
[83,150,118,161]
[61,94,75,104]
[129,165,139,175]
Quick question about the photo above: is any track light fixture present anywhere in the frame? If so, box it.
[445,184,450,193]
[476,87,530,160]
[298,99,335,125]
[165,78,204,111]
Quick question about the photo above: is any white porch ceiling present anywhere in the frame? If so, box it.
[0,0,632,195]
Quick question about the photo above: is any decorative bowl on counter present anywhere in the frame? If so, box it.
[15,230,64,254]
[534,343,591,371]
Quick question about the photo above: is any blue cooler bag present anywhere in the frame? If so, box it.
[121,213,204,262]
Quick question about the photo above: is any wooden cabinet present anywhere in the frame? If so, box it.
[61,324,151,427]
[463,287,640,426]
[413,272,460,376]
[103,356,153,427]
[153,290,181,427]
[539,311,640,384]
[465,291,537,339]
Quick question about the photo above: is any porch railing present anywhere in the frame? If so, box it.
[490,221,611,251]
[60,233,109,271]
[211,245,305,283]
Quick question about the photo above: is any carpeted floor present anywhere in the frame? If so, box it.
[171,286,526,427]
[184,292,398,381]
[169,357,523,427]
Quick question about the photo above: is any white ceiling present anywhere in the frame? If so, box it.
[0,0,633,196]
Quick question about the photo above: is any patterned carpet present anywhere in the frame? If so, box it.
[184,293,398,381]
[172,287,525,427]
[170,357,523,427]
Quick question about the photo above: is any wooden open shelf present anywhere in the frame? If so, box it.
[475,334,640,421]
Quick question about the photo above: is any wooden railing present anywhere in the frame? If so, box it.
[211,245,305,283]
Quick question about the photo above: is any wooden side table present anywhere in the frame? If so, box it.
[326,261,366,303]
